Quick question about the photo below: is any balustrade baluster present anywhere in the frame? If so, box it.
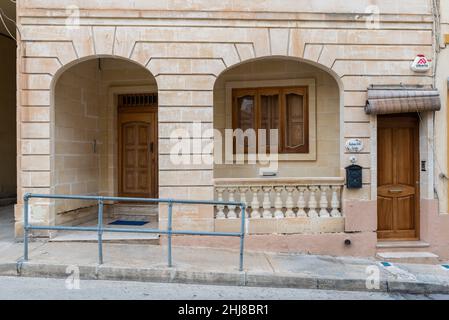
[296,187,307,217]
[227,188,237,219]
[274,186,285,219]
[239,187,249,218]
[216,187,226,219]
[285,187,296,217]
[262,186,273,219]
[319,186,330,217]
[308,186,319,218]
[330,186,342,217]
[250,187,261,218]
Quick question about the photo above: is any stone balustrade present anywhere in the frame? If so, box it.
[214,177,345,220]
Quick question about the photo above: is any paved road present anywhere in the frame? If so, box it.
[0,276,448,300]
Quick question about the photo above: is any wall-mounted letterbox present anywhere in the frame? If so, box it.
[346,165,363,189]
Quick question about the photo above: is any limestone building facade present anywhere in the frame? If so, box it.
[12,0,449,259]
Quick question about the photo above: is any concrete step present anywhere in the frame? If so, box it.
[376,251,440,265]
[376,241,430,252]
[50,232,160,245]
[51,216,160,245]
[110,204,158,217]
[109,214,158,222]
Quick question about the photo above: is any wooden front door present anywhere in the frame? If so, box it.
[377,114,420,240]
[118,101,158,198]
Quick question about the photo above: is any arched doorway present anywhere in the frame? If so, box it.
[52,57,158,225]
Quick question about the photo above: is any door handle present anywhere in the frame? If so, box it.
[149,142,154,153]
[389,189,403,194]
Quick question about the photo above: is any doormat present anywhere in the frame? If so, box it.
[109,220,149,226]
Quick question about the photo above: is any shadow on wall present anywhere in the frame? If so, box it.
[0,35,17,200]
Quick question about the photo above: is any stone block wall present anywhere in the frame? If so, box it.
[54,59,101,212]
[16,0,435,237]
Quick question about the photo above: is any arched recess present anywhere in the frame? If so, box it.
[50,56,159,219]
[213,56,344,179]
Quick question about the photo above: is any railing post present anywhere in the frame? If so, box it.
[98,199,104,265]
[239,204,246,272]
[168,201,174,268]
[23,194,30,262]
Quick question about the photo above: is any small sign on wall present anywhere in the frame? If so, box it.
[410,54,432,73]
[345,139,364,153]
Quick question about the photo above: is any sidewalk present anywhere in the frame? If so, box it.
[1,239,449,294]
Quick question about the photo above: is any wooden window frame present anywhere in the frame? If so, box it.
[232,86,309,154]
[281,87,309,154]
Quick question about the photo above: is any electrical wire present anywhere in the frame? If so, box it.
[0,4,21,42]
[0,8,15,41]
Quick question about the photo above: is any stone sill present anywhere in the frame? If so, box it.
[214,176,345,186]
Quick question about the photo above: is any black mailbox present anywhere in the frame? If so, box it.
[346,165,363,189]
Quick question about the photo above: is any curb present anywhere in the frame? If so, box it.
[0,262,18,277]
[2,261,449,295]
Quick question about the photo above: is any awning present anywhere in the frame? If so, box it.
[365,86,441,115]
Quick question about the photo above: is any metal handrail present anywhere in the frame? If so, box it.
[23,193,246,271]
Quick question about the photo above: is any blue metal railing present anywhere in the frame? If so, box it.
[23,193,246,271]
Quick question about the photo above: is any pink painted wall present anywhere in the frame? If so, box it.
[420,199,449,260]
[164,199,449,260]
[163,232,377,257]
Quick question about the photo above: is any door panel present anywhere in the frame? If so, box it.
[395,128,414,185]
[377,128,393,186]
[377,196,393,231]
[397,195,415,230]
[118,110,158,198]
[122,122,151,195]
[377,114,419,240]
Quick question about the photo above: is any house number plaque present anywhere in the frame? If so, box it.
[345,139,364,153]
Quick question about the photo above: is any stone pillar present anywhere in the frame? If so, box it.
[157,74,216,231]
[15,58,54,238]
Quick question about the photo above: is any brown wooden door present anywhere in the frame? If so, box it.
[118,110,157,198]
[377,114,419,240]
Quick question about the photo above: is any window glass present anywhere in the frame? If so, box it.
[232,87,308,154]
[260,93,279,148]
[237,95,255,131]
[285,93,305,149]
